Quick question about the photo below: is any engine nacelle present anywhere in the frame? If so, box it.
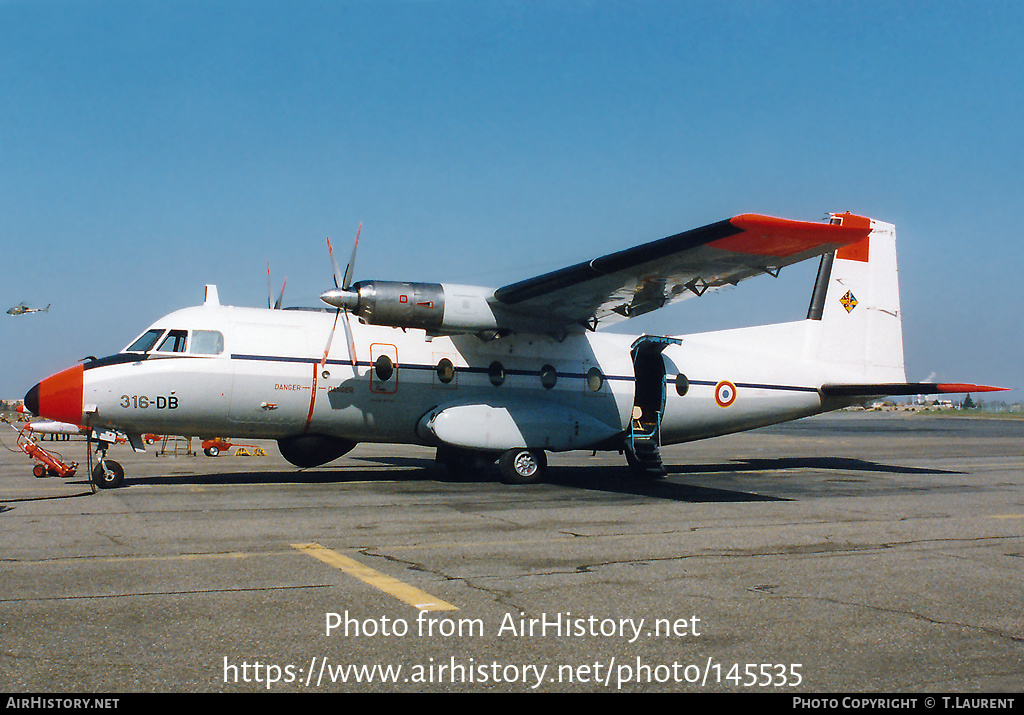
[322,281,499,333]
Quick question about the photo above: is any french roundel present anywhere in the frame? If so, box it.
[714,380,737,408]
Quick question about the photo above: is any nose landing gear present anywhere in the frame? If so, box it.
[91,458,124,489]
[87,432,124,490]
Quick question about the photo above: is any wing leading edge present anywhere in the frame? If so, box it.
[493,214,873,330]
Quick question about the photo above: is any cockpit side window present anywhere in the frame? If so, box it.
[156,329,188,353]
[125,329,164,353]
[190,330,224,355]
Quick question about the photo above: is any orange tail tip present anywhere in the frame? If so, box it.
[935,383,1009,394]
[821,382,1009,398]
[713,214,873,258]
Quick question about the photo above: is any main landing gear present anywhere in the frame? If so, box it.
[436,445,548,485]
[497,448,547,485]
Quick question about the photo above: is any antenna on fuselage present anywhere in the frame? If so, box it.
[204,285,220,307]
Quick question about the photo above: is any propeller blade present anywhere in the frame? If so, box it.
[327,236,345,289]
[341,309,357,366]
[274,277,287,310]
[320,307,357,369]
[342,222,360,290]
[320,309,340,369]
[267,261,287,309]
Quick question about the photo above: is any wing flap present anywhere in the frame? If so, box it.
[493,214,872,330]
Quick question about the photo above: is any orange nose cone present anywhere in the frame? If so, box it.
[25,365,84,425]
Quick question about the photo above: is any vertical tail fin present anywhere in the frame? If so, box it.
[808,213,906,383]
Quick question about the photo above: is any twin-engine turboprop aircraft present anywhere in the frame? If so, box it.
[24,212,1004,488]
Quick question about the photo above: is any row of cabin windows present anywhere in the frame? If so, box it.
[378,357,691,396]
[125,328,225,356]
[426,358,604,392]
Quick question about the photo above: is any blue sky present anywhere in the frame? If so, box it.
[2,0,1021,403]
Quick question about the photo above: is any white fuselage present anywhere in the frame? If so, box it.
[79,301,838,451]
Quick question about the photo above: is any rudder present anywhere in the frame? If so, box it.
[808,213,906,384]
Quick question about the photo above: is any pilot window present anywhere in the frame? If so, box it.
[125,329,164,353]
[191,330,224,355]
[156,330,188,353]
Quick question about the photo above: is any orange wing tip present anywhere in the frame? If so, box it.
[711,214,873,257]
[935,384,1009,394]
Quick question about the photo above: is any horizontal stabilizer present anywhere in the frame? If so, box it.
[493,213,871,330]
[820,383,1008,398]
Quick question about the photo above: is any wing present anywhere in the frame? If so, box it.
[493,214,873,330]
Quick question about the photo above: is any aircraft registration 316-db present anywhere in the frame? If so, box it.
[22,212,1004,487]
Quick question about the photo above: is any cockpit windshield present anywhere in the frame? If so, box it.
[125,329,164,353]
[156,330,188,353]
[123,328,225,355]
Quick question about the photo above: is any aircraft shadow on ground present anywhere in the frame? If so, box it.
[0,489,99,505]
[668,456,964,476]
[124,463,783,504]
[542,456,967,503]
[39,454,962,503]
[62,454,964,505]
[544,468,786,503]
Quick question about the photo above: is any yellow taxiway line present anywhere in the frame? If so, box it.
[292,542,458,612]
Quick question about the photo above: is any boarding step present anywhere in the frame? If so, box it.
[626,435,667,478]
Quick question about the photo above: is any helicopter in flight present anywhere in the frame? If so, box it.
[7,302,50,316]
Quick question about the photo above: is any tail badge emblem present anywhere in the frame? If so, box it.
[840,290,858,313]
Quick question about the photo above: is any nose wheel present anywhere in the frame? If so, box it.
[91,459,124,489]
[86,432,126,490]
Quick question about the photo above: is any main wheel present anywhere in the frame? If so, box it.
[498,448,547,485]
[92,460,125,489]
[436,445,496,479]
